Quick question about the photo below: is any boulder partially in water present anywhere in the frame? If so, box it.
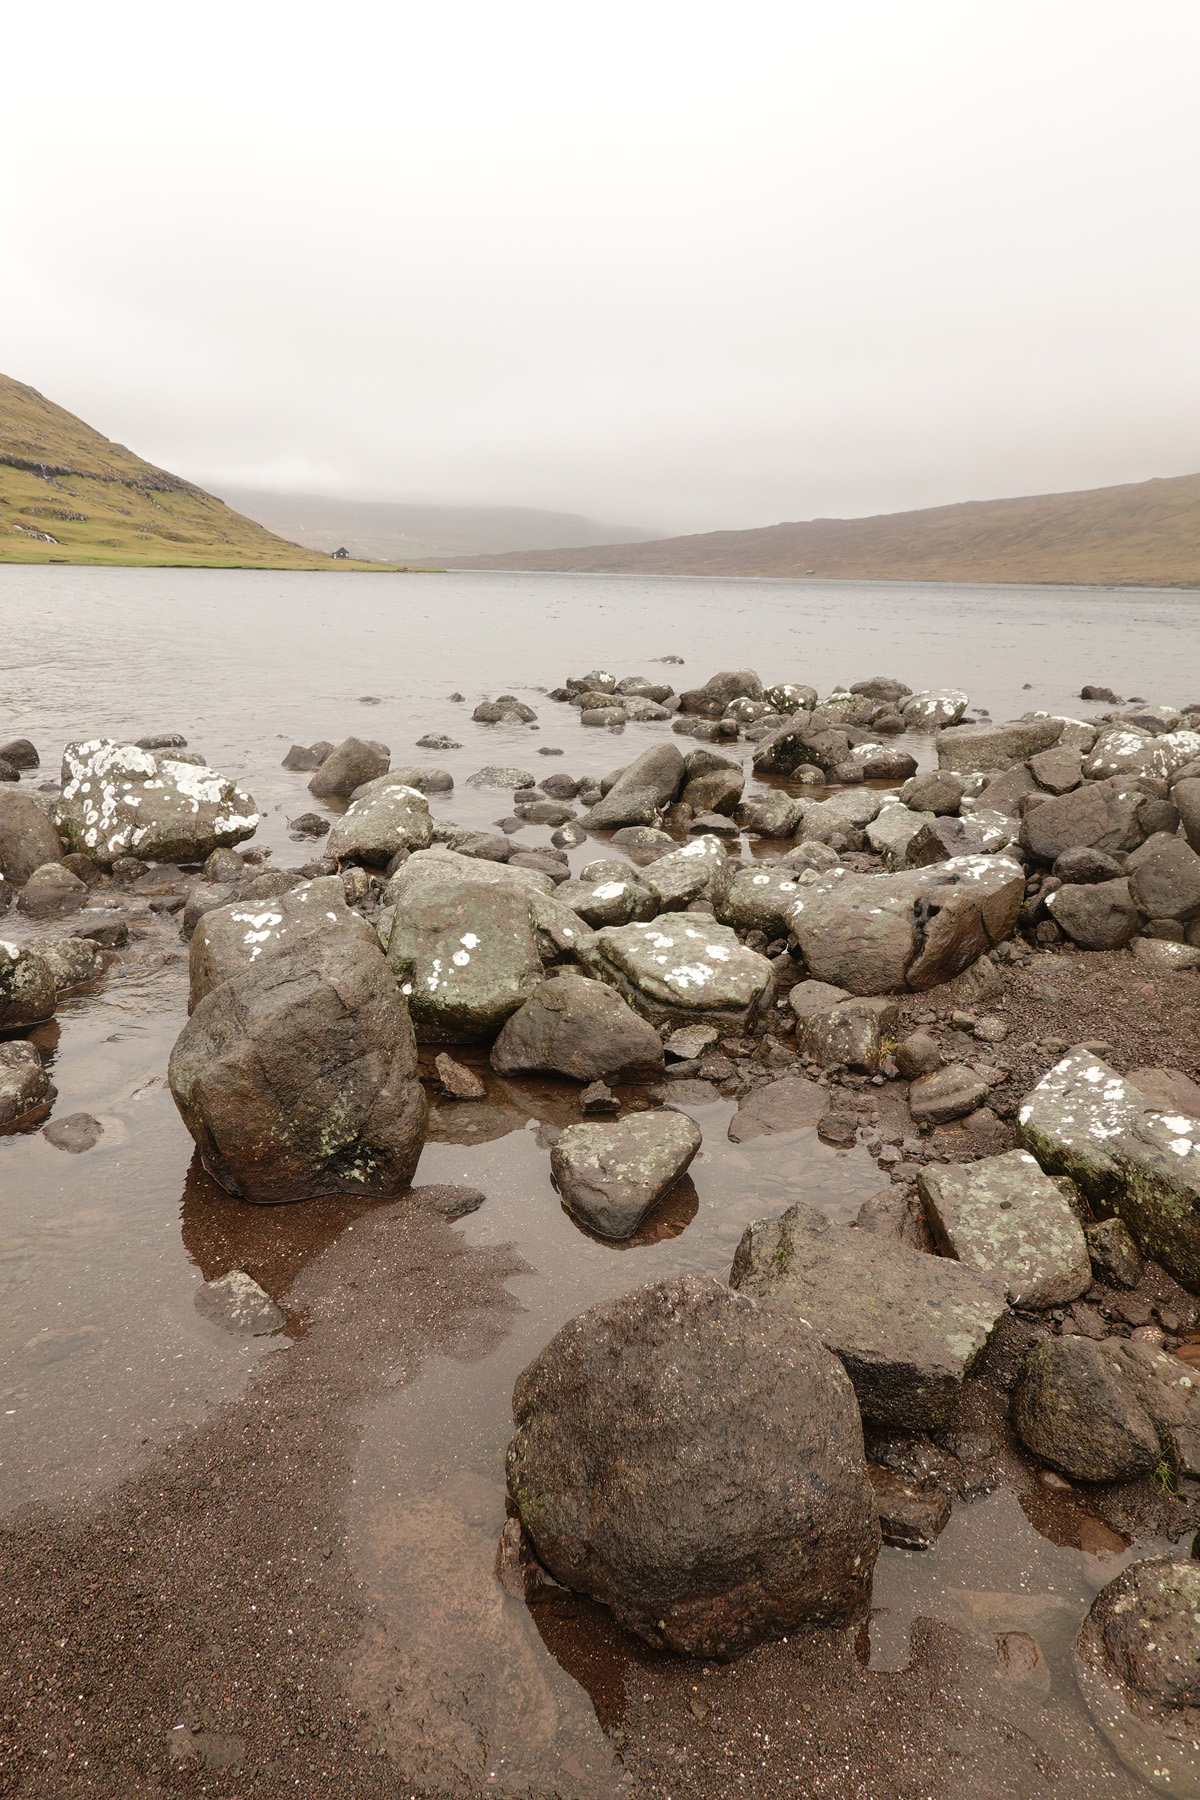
[386,876,549,1043]
[188,875,376,1008]
[0,941,56,1030]
[325,782,433,867]
[577,915,774,1031]
[306,735,389,799]
[0,789,64,886]
[1076,1557,1200,1795]
[550,1110,701,1238]
[0,1040,56,1131]
[506,1274,879,1657]
[169,930,425,1203]
[55,740,258,868]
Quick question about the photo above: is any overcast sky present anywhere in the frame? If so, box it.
[3,1,1199,534]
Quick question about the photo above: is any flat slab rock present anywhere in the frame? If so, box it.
[729,1200,1007,1429]
[577,916,774,1030]
[918,1149,1091,1309]
[550,1111,702,1239]
[727,1075,827,1142]
[1017,1049,1200,1292]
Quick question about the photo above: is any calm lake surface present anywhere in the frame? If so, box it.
[3,564,1196,1795]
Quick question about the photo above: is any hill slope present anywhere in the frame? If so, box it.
[448,473,1200,587]
[0,374,382,569]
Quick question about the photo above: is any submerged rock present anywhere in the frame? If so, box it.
[42,1111,103,1153]
[726,1075,827,1142]
[551,1110,701,1238]
[169,930,425,1204]
[491,973,664,1083]
[917,1150,1090,1308]
[195,1270,286,1335]
[56,741,258,868]
[506,1274,879,1657]
[1076,1557,1200,1797]
[729,1201,1006,1429]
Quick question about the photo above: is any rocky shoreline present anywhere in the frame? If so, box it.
[4,667,1200,1796]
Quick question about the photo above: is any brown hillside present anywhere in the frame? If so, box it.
[0,373,384,569]
[448,473,1200,587]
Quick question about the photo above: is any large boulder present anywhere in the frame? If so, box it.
[554,871,656,927]
[168,931,425,1203]
[902,690,970,732]
[307,735,389,799]
[1076,1558,1200,1795]
[584,744,685,829]
[0,942,56,1030]
[56,741,258,868]
[577,916,774,1030]
[1017,1050,1200,1291]
[735,790,806,838]
[866,804,936,868]
[189,876,375,1007]
[0,1040,56,1131]
[787,856,1024,995]
[490,973,664,1083]
[1084,726,1200,783]
[1044,878,1139,948]
[325,783,433,867]
[642,834,728,911]
[678,670,763,717]
[729,1202,1006,1429]
[0,789,64,885]
[936,716,1063,773]
[798,789,883,844]
[917,1149,1090,1308]
[386,845,554,900]
[752,716,850,777]
[506,1274,879,1656]
[17,862,87,918]
[1013,1339,1163,1482]
[386,877,549,1042]
[1019,776,1150,863]
[718,864,805,938]
[1126,833,1200,922]
[1173,777,1200,853]
[551,1111,701,1238]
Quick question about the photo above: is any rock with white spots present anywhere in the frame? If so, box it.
[717,864,805,939]
[0,789,64,885]
[901,690,970,732]
[1083,726,1200,783]
[0,940,56,1030]
[554,872,657,927]
[55,740,258,869]
[0,1039,56,1131]
[678,669,763,717]
[935,715,1062,771]
[798,788,884,844]
[491,972,664,1083]
[325,783,433,868]
[866,804,937,868]
[464,766,537,790]
[917,1149,1091,1309]
[188,875,375,1007]
[386,878,549,1043]
[1016,1050,1200,1291]
[729,1201,1007,1429]
[195,1270,286,1335]
[352,765,453,798]
[1019,776,1152,864]
[385,846,555,901]
[735,790,807,837]
[642,834,729,911]
[787,856,1024,995]
[551,1111,702,1237]
[170,929,424,1204]
[35,936,105,992]
[577,916,775,1030]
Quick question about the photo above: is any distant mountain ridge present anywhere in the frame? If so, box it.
[447,472,1200,588]
[0,374,380,569]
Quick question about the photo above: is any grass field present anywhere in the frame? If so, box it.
[0,373,395,571]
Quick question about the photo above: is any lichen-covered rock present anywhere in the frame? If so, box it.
[1016,1051,1200,1291]
[717,864,805,939]
[918,1149,1090,1308]
[1013,1338,1163,1482]
[902,690,970,731]
[787,856,1023,995]
[935,715,1062,771]
[189,875,375,1008]
[551,1111,701,1238]
[0,789,64,885]
[793,995,898,1073]
[0,941,56,1030]
[325,783,433,867]
[386,878,550,1043]
[491,973,664,1083]
[577,916,774,1030]
[35,936,105,992]
[1076,1557,1200,1796]
[735,791,806,837]
[729,1201,1006,1429]
[55,741,258,868]
[169,930,425,1203]
[554,872,656,927]
[506,1274,879,1656]
[386,845,554,901]
[866,804,936,868]
[0,1040,55,1131]
[678,669,764,717]
[1084,726,1200,783]
[642,834,728,911]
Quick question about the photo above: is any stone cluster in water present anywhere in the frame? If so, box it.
[4,670,1200,1772]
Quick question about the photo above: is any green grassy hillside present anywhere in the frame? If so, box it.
[0,373,388,570]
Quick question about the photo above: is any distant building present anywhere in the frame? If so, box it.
[332,545,350,559]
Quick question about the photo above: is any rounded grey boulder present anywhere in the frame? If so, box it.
[1076,1558,1200,1795]
[307,736,389,799]
[491,973,664,1084]
[550,1110,701,1238]
[506,1274,880,1657]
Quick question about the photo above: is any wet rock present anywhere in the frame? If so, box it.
[1085,1218,1142,1288]
[584,744,685,829]
[551,1111,701,1238]
[169,930,425,1203]
[902,690,970,732]
[506,1273,879,1655]
[415,732,461,751]
[360,765,454,798]
[71,916,129,949]
[751,715,851,778]
[736,790,806,837]
[435,1052,487,1099]
[464,766,537,791]
[681,761,745,816]
[577,915,774,1031]
[1030,746,1083,793]
[1017,1051,1200,1292]
[1013,1338,1163,1481]
[412,1183,486,1219]
[56,741,257,867]
[35,937,105,991]
[727,1074,827,1142]
[326,782,433,868]
[281,742,329,772]
[387,877,551,1042]
[491,972,664,1083]
[0,1041,55,1131]
[473,696,537,723]
[1044,878,1139,948]
[387,845,554,901]
[610,824,674,857]
[909,1063,990,1124]
[918,1149,1090,1308]
[17,861,88,918]
[42,1111,104,1152]
[1126,832,1200,922]
[1085,726,1200,783]
[794,995,898,1073]
[0,789,66,885]
[195,1270,285,1335]
[899,770,965,815]
[718,864,804,939]
[580,1079,620,1114]
[895,1030,944,1080]
[868,1465,951,1549]
[817,1109,858,1147]
[678,669,763,717]
[288,812,330,841]
[936,716,1063,773]
[190,875,375,1007]
[730,1201,1007,1428]
[1076,1557,1200,1795]
[856,1187,936,1253]
[0,736,38,771]
[306,736,389,799]
[0,942,56,1030]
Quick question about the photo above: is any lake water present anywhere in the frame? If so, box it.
[2,564,1196,1796]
